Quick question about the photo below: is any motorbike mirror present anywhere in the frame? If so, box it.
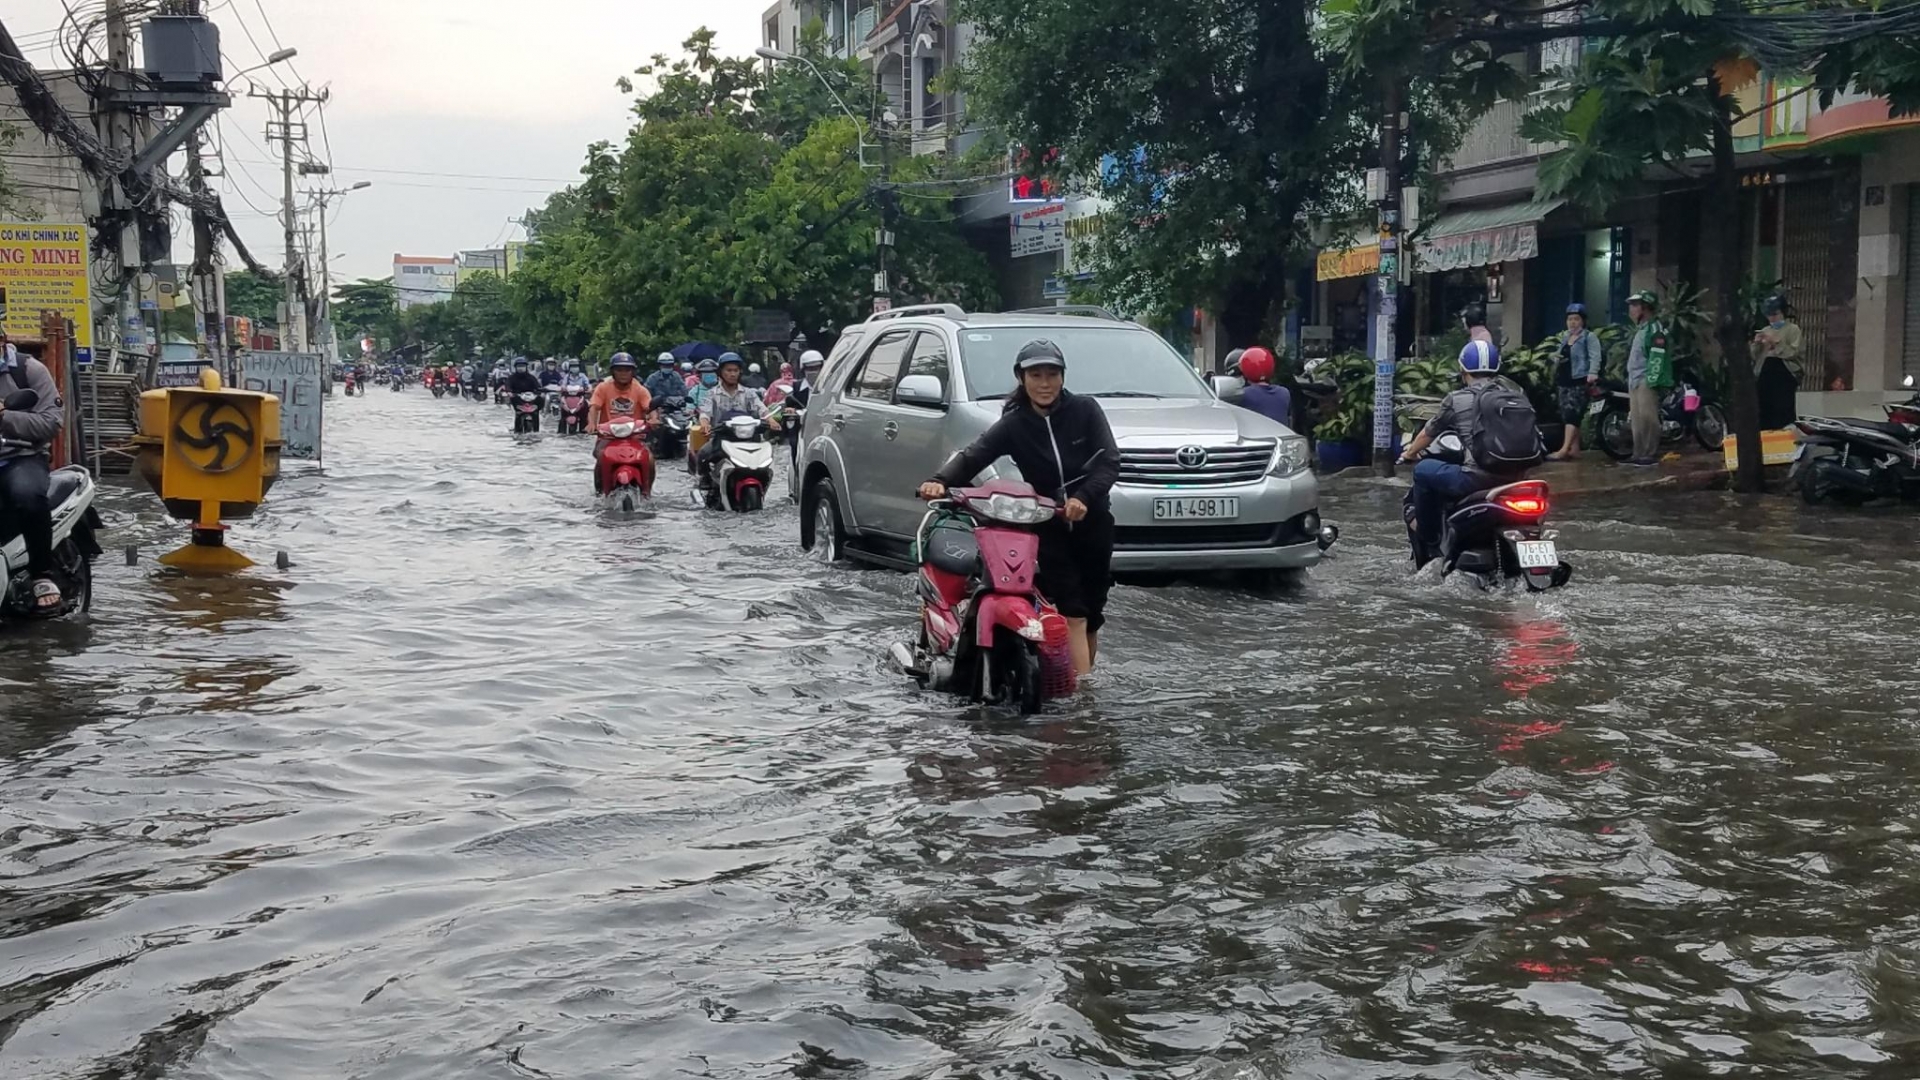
[1906,375,1915,389]
[2,389,38,412]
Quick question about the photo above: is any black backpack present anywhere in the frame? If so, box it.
[1470,380,1544,475]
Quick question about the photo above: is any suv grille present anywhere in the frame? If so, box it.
[1117,442,1274,487]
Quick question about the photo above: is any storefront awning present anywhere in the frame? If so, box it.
[1414,199,1563,272]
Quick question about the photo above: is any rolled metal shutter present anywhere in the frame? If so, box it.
[1905,185,1920,379]
[1781,179,1831,387]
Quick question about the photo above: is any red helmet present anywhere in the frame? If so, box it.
[1239,346,1276,383]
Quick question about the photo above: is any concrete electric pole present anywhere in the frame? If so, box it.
[252,83,329,352]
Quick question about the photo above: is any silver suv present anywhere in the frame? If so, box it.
[796,305,1333,576]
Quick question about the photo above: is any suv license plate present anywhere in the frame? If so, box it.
[1153,497,1239,521]
[1515,540,1558,569]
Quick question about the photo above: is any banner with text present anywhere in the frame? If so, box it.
[0,224,93,364]
[238,350,325,461]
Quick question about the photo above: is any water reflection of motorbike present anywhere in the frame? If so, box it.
[887,480,1077,715]
[700,415,774,512]
[512,391,543,434]
[1402,433,1572,591]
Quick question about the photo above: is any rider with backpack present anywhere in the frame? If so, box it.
[1398,339,1544,566]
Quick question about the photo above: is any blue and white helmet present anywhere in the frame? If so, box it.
[1458,339,1500,374]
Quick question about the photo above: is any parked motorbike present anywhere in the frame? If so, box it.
[596,418,657,514]
[886,480,1078,715]
[700,414,775,511]
[1591,376,1727,460]
[1403,433,1573,591]
[0,458,102,620]
[1792,375,1920,505]
[556,386,591,435]
[512,391,543,434]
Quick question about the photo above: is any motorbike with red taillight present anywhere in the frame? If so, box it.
[887,479,1078,715]
[1403,433,1572,591]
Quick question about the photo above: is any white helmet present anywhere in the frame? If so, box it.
[800,349,825,369]
[657,352,674,365]
[749,363,762,374]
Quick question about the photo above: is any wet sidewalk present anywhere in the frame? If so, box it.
[1324,448,1729,498]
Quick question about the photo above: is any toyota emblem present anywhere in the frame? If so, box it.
[1175,445,1209,469]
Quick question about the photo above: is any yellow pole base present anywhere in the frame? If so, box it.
[158,543,256,571]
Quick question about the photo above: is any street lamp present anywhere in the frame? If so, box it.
[228,47,298,84]
[755,46,879,169]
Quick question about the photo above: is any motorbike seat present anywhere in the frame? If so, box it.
[923,520,980,577]
[46,469,83,507]
[1838,417,1915,440]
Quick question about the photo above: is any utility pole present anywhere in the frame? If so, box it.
[102,0,145,372]
[307,181,368,375]
[252,83,328,352]
[872,120,895,314]
[1370,77,1405,478]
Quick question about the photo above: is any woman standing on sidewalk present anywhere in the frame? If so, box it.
[1625,291,1662,466]
[1549,303,1603,460]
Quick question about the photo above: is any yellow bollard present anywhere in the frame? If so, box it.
[130,367,284,571]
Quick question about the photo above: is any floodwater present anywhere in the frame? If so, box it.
[4,388,1920,1079]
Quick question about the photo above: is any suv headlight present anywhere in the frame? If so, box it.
[1270,436,1309,477]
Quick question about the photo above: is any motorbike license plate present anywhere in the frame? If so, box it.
[1514,540,1558,569]
[1586,400,1607,417]
[1153,496,1239,521]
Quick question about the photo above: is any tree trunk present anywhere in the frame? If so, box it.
[1708,89,1763,493]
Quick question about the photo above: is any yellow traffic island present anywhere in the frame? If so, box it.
[129,368,286,571]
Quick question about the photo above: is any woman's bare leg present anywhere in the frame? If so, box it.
[1067,617,1093,675]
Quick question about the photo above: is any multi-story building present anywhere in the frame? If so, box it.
[1334,50,1920,413]
[392,254,456,310]
[457,248,506,286]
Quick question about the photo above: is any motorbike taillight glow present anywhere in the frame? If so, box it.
[1493,483,1549,517]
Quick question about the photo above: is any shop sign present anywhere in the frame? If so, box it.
[1316,245,1380,281]
[1416,223,1540,272]
[1009,202,1067,259]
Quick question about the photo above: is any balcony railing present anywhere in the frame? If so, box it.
[1445,96,1562,173]
[853,4,879,43]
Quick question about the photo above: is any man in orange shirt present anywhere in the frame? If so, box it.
[588,353,653,492]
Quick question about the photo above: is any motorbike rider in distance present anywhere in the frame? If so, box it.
[505,356,544,407]
[539,357,565,389]
[784,350,825,471]
[1398,339,1521,567]
[917,339,1120,678]
[561,359,593,393]
[696,352,778,493]
[681,361,699,390]
[644,353,685,411]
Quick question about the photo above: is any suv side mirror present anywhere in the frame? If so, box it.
[895,374,946,408]
[1210,374,1244,404]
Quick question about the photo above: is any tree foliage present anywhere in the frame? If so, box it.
[331,277,398,344]
[222,270,282,327]
[500,27,994,357]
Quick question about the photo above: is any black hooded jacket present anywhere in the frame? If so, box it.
[932,388,1120,509]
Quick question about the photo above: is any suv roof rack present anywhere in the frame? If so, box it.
[866,303,967,323]
[1004,305,1125,321]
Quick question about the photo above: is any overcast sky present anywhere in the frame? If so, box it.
[10,0,766,283]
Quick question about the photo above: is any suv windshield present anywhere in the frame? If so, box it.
[958,325,1211,401]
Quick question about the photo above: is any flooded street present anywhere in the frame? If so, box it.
[5,388,1920,1079]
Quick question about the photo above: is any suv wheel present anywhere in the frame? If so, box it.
[804,476,847,563]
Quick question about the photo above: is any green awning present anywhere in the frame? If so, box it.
[1414,199,1564,272]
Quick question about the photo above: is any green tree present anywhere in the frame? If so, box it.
[222,270,282,327]
[331,277,398,344]
[1515,1,1920,491]
[957,0,1508,342]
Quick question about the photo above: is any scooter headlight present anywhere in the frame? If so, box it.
[977,492,1054,525]
[1269,435,1309,477]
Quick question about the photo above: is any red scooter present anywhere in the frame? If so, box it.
[596,417,656,514]
[889,479,1077,714]
[557,386,591,435]
[342,371,359,396]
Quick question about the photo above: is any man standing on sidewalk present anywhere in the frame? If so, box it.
[1626,291,1661,466]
